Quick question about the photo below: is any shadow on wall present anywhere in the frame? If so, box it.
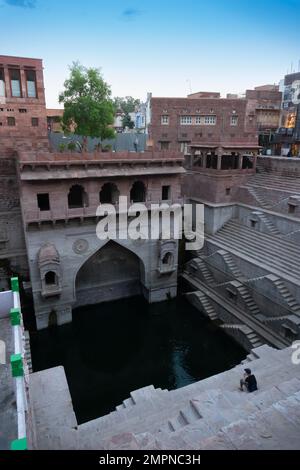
[74,240,143,308]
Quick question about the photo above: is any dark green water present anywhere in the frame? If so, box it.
[30,295,246,424]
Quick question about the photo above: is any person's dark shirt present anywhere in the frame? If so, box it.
[245,374,258,392]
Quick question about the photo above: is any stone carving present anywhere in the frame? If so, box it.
[38,243,62,298]
[73,239,89,254]
[158,240,176,274]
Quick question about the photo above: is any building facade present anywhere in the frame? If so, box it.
[149,94,259,155]
[18,149,184,329]
[245,85,282,151]
[0,55,48,152]
[272,72,300,156]
[0,55,48,287]
[0,55,184,329]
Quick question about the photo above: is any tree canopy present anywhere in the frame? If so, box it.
[113,96,140,115]
[122,113,135,129]
[59,62,115,144]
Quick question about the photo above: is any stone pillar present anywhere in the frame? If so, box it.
[238,153,243,169]
[4,66,11,98]
[189,154,194,168]
[253,154,258,171]
[217,146,223,156]
[20,68,27,98]
[217,154,222,170]
[202,152,207,168]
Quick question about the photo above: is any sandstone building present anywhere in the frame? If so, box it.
[148,88,300,350]
[19,149,184,329]
[0,55,48,288]
[0,55,184,329]
[272,72,300,156]
[245,85,282,149]
[149,93,260,155]
[1,55,300,452]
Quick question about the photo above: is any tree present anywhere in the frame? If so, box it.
[113,96,140,115]
[59,62,115,150]
[122,113,135,130]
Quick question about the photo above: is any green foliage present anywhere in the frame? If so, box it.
[67,142,77,151]
[113,96,140,115]
[122,113,135,129]
[58,143,66,152]
[59,62,116,142]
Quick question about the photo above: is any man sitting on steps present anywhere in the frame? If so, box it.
[240,368,258,392]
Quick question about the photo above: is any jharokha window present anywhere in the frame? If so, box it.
[10,69,22,97]
[0,69,5,97]
[26,69,37,98]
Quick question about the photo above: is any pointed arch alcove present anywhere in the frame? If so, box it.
[74,240,144,308]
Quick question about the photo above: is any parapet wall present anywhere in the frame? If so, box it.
[258,156,300,176]
[18,150,184,163]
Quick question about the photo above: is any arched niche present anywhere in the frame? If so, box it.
[74,240,144,308]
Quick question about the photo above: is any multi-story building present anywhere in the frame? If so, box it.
[272,72,300,156]
[149,93,259,156]
[148,92,262,205]
[245,85,282,150]
[0,55,184,329]
[0,55,48,287]
[0,55,48,152]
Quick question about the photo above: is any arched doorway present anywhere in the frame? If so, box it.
[75,241,143,308]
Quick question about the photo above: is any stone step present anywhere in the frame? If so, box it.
[213,230,300,267]
[131,382,300,450]
[217,227,300,266]
[247,178,300,192]
[177,402,202,427]
[185,273,288,349]
[271,279,300,311]
[218,396,300,449]
[209,231,300,279]
[76,347,300,448]
[225,219,300,255]
[123,397,135,408]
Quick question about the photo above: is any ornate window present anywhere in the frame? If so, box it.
[45,271,57,285]
[38,244,62,298]
[158,240,176,274]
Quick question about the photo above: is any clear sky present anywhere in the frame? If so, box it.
[1,0,300,107]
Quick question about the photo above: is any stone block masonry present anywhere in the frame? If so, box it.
[0,55,49,286]
[18,149,185,329]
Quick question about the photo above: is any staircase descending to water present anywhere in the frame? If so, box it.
[29,345,300,449]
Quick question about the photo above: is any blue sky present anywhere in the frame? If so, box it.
[1,0,300,107]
